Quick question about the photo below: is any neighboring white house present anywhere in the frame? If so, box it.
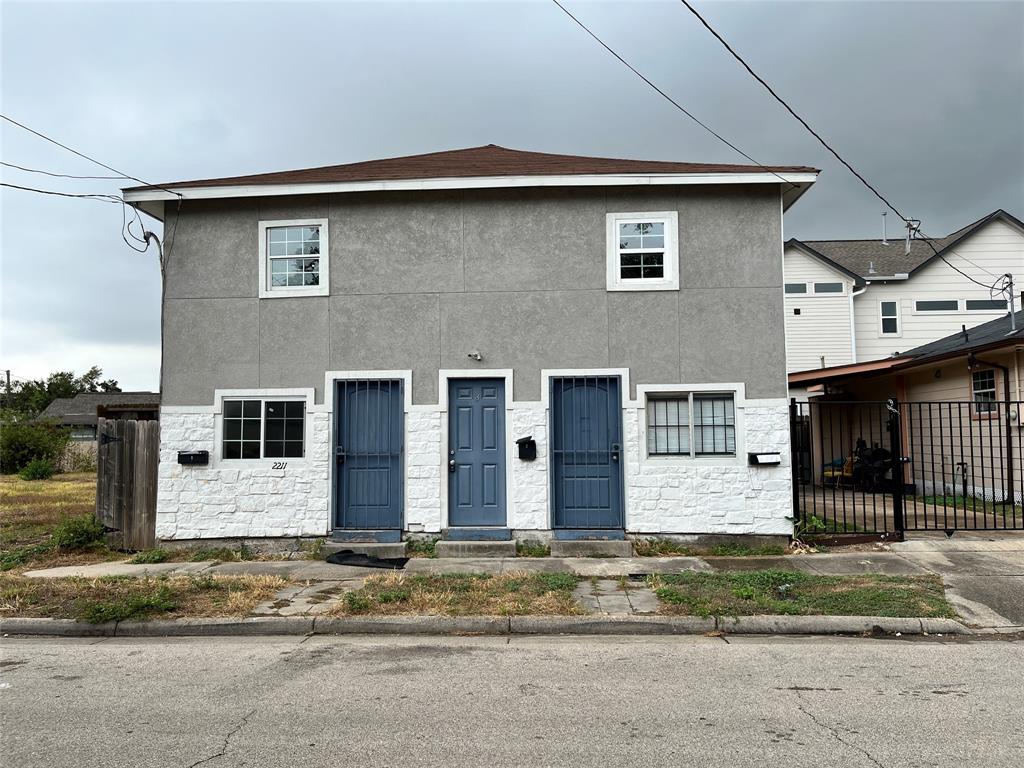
[783,209,1024,373]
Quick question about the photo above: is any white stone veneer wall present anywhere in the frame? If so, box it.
[156,396,793,539]
[623,399,793,535]
[405,410,443,531]
[156,411,331,539]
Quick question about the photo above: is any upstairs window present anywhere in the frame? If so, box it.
[879,300,900,336]
[784,283,808,294]
[965,299,1006,311]
[258,219,329,298]
[813,282,844,294]
[606,211,679,291]
[222,399,305,459]
[971,370,997,415]
[916,300,959,312]
[647,393,736,457]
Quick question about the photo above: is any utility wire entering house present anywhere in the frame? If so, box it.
[549,0,797,192]
[1,160,129,180]
[0,114,181,199]
[676,0,1008,297]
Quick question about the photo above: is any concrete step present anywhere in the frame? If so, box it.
[435,540,517,558]
[549,539,634,558]
[322,542,406,559]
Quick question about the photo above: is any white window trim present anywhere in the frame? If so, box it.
[911,298,1007,316]
[258,218,329,299]
[212,389,314,468]
[784,282,809,295]
[605,211,679,292]
[637,383,746,467]
[971,369,998,414]
[878,299,902,338]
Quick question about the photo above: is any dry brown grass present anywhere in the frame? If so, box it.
[0,573,287,622]
[0,472,96,547]
[328,571,584,617]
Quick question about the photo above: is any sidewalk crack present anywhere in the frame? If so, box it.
[795,695,884,768]
[186,708,256,768]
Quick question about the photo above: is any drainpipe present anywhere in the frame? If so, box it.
[849,285,866,363]
[968,353,1014,505]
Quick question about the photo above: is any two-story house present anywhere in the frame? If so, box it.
[783,209,1024,373]
[124,145,817,551]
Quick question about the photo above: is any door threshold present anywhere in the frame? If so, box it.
[553,529,626,541]
[331,529,402,543]
[443,528,512,541]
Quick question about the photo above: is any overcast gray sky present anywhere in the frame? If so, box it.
[2,0,1022,391]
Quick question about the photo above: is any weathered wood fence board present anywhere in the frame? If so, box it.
[96,418,158,550]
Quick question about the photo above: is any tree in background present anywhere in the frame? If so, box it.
[4,366,120,417]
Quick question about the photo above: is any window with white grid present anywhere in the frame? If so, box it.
[972,370,997,414]
[258,219,329,298]
[606,211,679,291]
[647,393,736,457]
[222,399,305,460]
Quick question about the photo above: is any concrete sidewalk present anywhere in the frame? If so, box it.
[19,534,1024,631]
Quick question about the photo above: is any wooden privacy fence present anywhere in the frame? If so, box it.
[96,418,159,550]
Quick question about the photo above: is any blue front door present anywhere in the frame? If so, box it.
[448,379,507,527]
[336,380,403,530]
[551,376,624,529]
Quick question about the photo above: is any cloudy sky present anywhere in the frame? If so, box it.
[1,0,1021,391]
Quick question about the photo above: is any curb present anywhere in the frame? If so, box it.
[0,614,972,638]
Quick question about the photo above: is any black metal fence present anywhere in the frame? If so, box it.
[791,398,1023,536]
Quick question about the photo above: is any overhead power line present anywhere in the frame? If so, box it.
[676,0,1005,294]
[549,0,797,191]
[0,113,181,199]
[1,160,129,180]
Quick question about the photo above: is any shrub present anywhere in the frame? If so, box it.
[130,549,169,564]
[18,458,55,481]
[0,419,70,474]
[51,514,106,551]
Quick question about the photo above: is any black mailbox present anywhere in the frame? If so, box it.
[516,436,537,461]
[178,450,209,466]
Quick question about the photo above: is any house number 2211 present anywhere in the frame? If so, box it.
[272,462,288,470]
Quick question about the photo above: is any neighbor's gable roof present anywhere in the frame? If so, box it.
[789,209,1024,280]
[38,392,161,427]
[122,144,818,218]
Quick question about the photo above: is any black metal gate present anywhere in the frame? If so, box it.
[791,398,1023,536]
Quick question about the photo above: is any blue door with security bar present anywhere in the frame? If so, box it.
[448,379,507,527]
[551,376,624,529]
[335,380,403,530]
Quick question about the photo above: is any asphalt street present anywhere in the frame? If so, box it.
[1,634,1021,767]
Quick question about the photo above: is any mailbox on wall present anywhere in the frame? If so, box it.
[748,452,782,466]
[178,450,209,466]
[516,436,537,461]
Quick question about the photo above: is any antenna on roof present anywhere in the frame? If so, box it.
[905,218,920,256]
[868,261,877,275]
[881,212,888,246]
[962,324,968,341]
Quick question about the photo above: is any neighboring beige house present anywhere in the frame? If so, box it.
[790,310,1023,506]
[783,209,1024,373]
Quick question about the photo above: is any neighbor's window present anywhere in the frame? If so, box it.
[647,393,736,457]
[966,299,1006,311]
[223,399,305,459]
[880,301,900,336]
[971,370,997,415]
[606,211,679,291]
[813,282,844,294]
[916,299,959,312]
[784,283,808,294]
[259,219,329,298]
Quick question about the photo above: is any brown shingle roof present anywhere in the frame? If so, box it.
[124,144,818,192]
[38,392,160,427]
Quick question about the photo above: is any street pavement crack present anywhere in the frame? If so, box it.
[186,708,257,768]
[795,696,884,768]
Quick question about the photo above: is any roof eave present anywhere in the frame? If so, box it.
[123,171,819,212]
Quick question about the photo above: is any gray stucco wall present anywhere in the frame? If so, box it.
[161,185,786,405]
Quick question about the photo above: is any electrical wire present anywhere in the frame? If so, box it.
[1,160,129,180]
[0,114,182,199]
[549,0,799,192]
[676,0,1008,295]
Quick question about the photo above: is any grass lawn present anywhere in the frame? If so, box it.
[0,574,287,623]
[649,570,955,619]
[330,571,583,616]
[0,472,122,573]
[914,495,1022,518]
